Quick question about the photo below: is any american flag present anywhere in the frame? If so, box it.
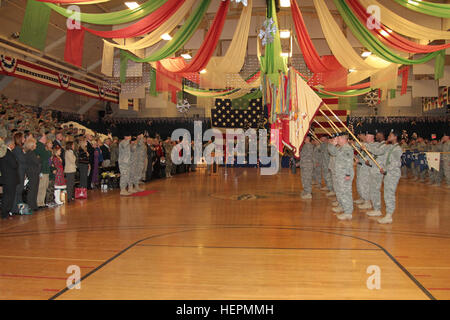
[312,98,348,137]
[211,98,267,129]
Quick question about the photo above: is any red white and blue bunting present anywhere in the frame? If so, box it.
[0,54,119,103]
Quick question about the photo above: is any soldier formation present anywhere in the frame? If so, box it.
[298,129,450,224]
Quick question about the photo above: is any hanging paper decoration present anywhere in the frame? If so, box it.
[364,90,380,107]
[19,0,52,51]
[176,99,191,113]
[259,18,277,46]
[259,0,287,85]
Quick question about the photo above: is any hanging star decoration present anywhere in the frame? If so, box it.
[176,99,191,113]
[259,18,277,46]
[364,90,380,107]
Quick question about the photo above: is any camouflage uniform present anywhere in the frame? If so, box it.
[383,143,403,215]
[429,143,443,185]
[300,142,314,196]
[329,143,354,215]
[443,140,450,187]
[367,142,388,211]
[0,139,6,158]
[328,145,336,193]
[356,144,370,202]
[130,142,140,187]
[320,142,332,191]
[136,139,146,182]
[163,141,174,178]
[313,144,322,185]
[416,141,427,181]
[118,139,131,190]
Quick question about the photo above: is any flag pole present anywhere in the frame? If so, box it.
[318,109,372,166]
[321,104,384,172]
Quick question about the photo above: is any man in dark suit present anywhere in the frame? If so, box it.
[86,134,95,189]
[0,137,19,219]
[100,138,112,168]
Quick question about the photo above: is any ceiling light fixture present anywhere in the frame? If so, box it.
[161,33,172,41]
[280,30,291,39]
[280,0,290,7]
[125,2,139,10]
[181,53,192,60]
[361,51,372,57]
[200,69,207,74]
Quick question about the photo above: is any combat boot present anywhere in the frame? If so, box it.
[301,193,312,199]
[332,206,344,213]
[366,210,382,217]
[358,200,372,210]
[378,214,393,224]
[128,185,137,194]
[135,184,144,192]
[336,213,352,221]
[354,199,364,204]
[120,188,131,196]
[326,191,335,197]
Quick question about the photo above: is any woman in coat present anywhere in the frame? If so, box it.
[12,132,26,213]
[77,139,90,189]
[23,138,41,211]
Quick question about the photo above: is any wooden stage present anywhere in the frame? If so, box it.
[0,167,449,300]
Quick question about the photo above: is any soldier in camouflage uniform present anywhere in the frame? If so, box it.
[442,134,450,189]
[354,132,366,205]
[362,131,388,217]
[312,139,322,187]
[163,137,174,178]
[355,134,372,210]
[0,137,6,158]
[326,135,337,198]
[427,139,441,186]
[118,134,132,196]
[328,132,354,220]
[319,136,332,192]
[300,135,314,199]
[378,131,403,224]
[135,134,146,184]
[416,137,427,182]
[130,136,145,192]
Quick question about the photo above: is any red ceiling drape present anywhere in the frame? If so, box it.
[64,28,85,67]
[160,0,230,74]
[82,0,184,38]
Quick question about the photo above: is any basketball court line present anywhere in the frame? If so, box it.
[47,226,435,300]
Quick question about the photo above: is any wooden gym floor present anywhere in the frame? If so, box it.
[0,167,449,300]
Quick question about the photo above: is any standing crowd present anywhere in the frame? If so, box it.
[0,97,196,220]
